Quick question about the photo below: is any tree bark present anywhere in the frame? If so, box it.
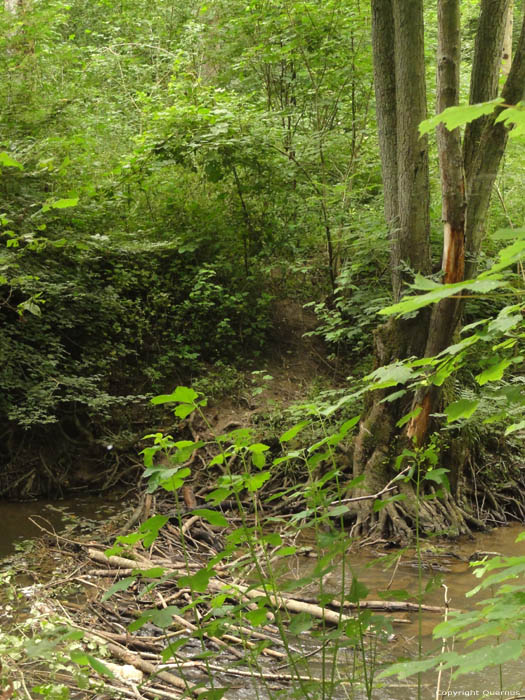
[350,0,525,540]
[392,0,432,281]
[501,0,514,77]
[371,0,400,300]
[465,7,525,279]
[463,0,510,184]
[407,0,465,445]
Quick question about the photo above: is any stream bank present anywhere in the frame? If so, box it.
[2,490,525,700]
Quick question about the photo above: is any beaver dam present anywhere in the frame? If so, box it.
[2,491,525,700]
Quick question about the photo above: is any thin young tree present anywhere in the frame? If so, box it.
[350,0,525,540]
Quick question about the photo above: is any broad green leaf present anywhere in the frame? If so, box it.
[0,152,23,169]
[366,362,417,390]
[419,99,503,135]
[51,197,78,209]
[475,358,512,385]
[491,226,525,240]
[347,576,369,603]
[262,532,282,546]
[248,443,270,452]
[410,273,441,291]
[449,640,523,678]
[245,471,271,492]
[280,420,310,442]
[251,451,266,469]
[495,105,525,138]
[396,406,421,428]
[151,386,199,405]
[101,576,136,601]
[373,493,406,512]
[133,567,165,578]
[381,389,407,403]
[174,403,195,419]
[192,509,228,527]
[274,546,297,557]
[444,399,479,422]
[379,278,506,317]
[150,606,181,628]
[70,649,90,665]
[179,568,212,593]
[505,420,525,436]
[378,655,442,679]
[327,505,350,517]
[289,612,314,635]
[245,607,269,626]
[140,514,169,532]
[86,655,115,678]
[424,468,450,491]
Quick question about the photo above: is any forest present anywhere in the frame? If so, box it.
[1,0,525,698]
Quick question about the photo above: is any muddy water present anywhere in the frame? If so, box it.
[0,496,125,558]
[1,502,524,699]
[286,524,525,699]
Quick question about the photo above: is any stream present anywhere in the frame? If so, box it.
[1,498,525,698]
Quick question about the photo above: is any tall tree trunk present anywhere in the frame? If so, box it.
[351,0,433,541]
[463,0,510,184]
[502,0,514,77]
[350,0,525,541]
[371,0,400,300]
[407,0,465,446]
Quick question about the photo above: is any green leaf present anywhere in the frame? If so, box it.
[373,494,406,512]
[179,568,213,593]
[248,443,270,453]
[0,152,23,169]
[327,505,350,517]
[192,509,228,527]
[245,607,269,626]
[150,606,180,628]
[174,403,196,419]
[101,576,136,602]
[424,468,450,491]
[289,612,314,635]
[262,532,282,546]
[251,451,266,469]
[476,358,512,385]
[245,471,271,492]
[505,420,525,436]
[134,567,165,578]
[274,546,297,557]
[280,420,310,442]
[366,362,417,390]
[86,655,115,678]
[151,386,199,405]
[396,406,422,429]
[492,226,525,241]
[419,99,503,135]
[444,399,479,423]
[51,197,79,209]
[347,576,369,604]
[379,278,506,317]
[70,649,90,665]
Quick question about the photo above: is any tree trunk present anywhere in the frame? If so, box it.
[502,0,514,77]
[371,0,400,300]
[350,0,525,541]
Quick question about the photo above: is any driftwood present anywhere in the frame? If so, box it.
[19,492,453,699]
